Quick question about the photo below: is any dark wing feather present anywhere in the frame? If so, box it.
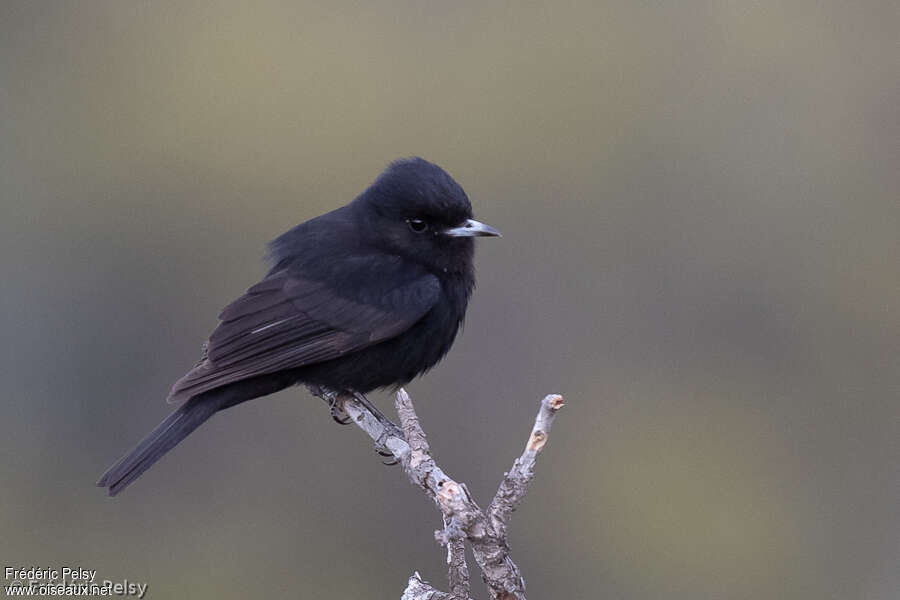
[167,270,440,403]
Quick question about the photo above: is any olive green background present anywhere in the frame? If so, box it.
[1,1,898,598]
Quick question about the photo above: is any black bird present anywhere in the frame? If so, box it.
[97,157,500,496]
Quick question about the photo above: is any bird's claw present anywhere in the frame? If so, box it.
[316,387,403,463]
[374,421,404,465]
[374,441,400,465]
[326,393,351,425]
[374,444,399,465]
[331,411,351,425]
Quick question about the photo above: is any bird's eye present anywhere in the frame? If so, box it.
[406,218,428,233]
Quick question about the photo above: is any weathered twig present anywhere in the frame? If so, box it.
[489,394,565,536]
[401,573,452,600]
[443,514,471,599]
[308,386,564,600]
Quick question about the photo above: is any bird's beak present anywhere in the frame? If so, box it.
[444,219,502,238]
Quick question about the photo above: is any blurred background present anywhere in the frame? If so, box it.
[1,1,898,598]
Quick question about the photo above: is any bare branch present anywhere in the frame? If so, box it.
[401,573,453,600]
[393,389,523,599]
[443,514,471,600]
[489,394,565,532]
[307,386,565,600]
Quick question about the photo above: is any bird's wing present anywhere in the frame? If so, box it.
[167,269,440,403]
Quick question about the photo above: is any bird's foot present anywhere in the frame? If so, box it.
[310,386,403,463]
[307,384,352,425]
[350,391,395,425]
[374,445,399,465]
[347,391,405,465]
[329,395,352,425]
[331,406,351,425]
[372,419,405,465]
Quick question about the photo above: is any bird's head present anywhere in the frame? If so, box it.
[357,157,501,274]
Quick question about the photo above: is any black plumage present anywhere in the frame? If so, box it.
[98,157,500,496]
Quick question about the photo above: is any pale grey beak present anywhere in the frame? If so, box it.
[444,218,502,238]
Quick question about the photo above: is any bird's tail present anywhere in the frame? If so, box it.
[97,392,228,497]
